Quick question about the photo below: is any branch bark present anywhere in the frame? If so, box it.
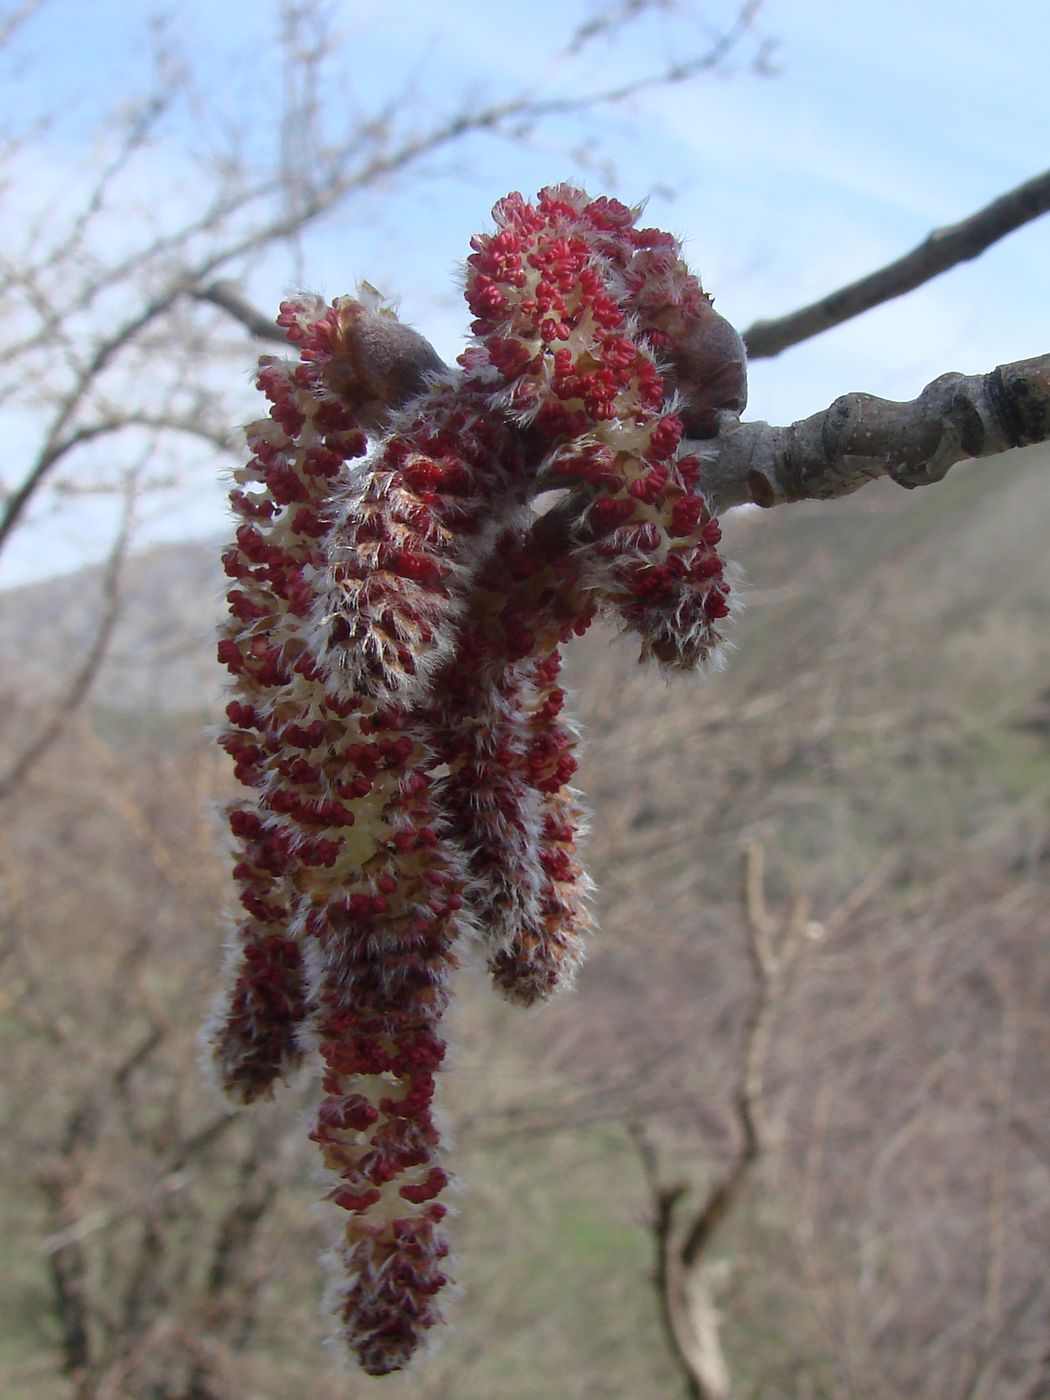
[743,168,1050,359]
[193,281,287,343]
[699,352,1050,511]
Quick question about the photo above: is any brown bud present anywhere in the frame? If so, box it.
[662,300,748,439]
[322,298,447,430]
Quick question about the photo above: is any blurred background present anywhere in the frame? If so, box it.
[1,2,1048,1397]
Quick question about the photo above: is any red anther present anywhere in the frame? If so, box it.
[330,1188,382,1213]
[586,497,635,536]
[399,1168,449,1205]
[216,639,244,673]
[290,508,326,537]
[705,586,731,619]
[669,495,705,537]
[690,552,724,580]
[318,1095,379,1132]
[648,414,684,460]
[229,809,263,838]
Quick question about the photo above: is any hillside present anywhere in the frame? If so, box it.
[0,537,225,720]
[1,442,1048,1399]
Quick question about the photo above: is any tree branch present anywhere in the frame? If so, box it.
[0,476,136,800]
[630,844,809,1400]
[191,276,1049,542]
[525,352,1050,562]
[9,40,678,535]
[699,352,1050,511]
[743,168,1050,359]
[0,0,45,51]
[631,1125,706,1400]
[193,280,287,343]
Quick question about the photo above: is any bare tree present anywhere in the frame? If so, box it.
[0,0,768,796]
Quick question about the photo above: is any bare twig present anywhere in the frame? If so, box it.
[193,280,288,343]
[631,1123,711,1400]
[743,169,1050,359]
[39,1168,196,1257]
[679,844,807,1267]
[0,3,762,551]
[0,473,137,799]
[0,0,45,50]
[632,843,811,1400]
[38,1100,105,1398]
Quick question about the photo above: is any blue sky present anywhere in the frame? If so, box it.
[1,0,1047,584]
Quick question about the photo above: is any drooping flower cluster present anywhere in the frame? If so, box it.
[207,185,744,1375]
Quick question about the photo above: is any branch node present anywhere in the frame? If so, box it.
[987,358,1050,449]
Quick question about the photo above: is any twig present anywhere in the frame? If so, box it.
[632,843,812,1400]
[679,843,804,1268]
[193,281,287,343]
[0,0,45,50]
[39,1169,196,1256]
[0,473,137,800]
[743,169,1050,359]
[631,1123,705,1400]
[38,1101,106,1396]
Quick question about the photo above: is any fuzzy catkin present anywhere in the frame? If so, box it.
[209,185,736,1375]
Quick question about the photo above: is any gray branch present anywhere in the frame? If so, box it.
[700,353,1050,512]
[743,168,1050,359]
[194,280,287,343]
